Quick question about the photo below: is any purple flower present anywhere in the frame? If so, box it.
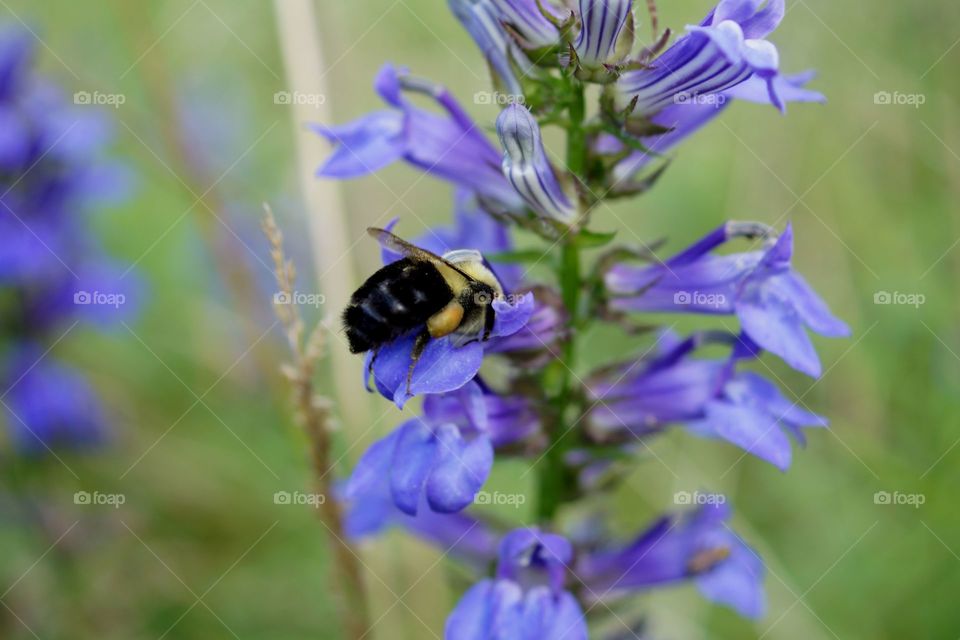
[0,28,135,455]
[574,0,633,68]
[497,104,579,224]
[314,64,524,212]
[343,467,500,569]
[446,528,587,640]
[577,503,766,619]
[345,381,536,517]
[1,350,107,454]
[345,416,493,516]
[614,0,786,115]
[448,0,539,96]
[687,370,827,470]
[603,71,825,185]
[605,222,850,377]
[491,0,561,48]
[586,331,828,470]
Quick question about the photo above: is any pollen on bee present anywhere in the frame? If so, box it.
[427,300,465,338]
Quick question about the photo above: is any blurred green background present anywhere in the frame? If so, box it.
[1,0,958,638]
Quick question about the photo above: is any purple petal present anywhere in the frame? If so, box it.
[696,536,767,619]
[426,425,494,513]
[389,419,439,515]
[737,283,824,378]
[690,401,793,470]
[312,112,405,179]
[445,580,523,640]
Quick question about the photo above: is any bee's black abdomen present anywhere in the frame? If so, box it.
[343,258,453,353]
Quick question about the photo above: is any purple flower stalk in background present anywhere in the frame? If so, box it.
[0,27,135,455]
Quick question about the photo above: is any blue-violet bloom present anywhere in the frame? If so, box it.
[614,0,786,115]
[577,503,766,619]
[314,64,524,212]
[446,528,588,640]
[574,0,633,68]
[497,104,579,224]
[604,222,850,377]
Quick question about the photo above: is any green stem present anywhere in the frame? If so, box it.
[536,78,587,522]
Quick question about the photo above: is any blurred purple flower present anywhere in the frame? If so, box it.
[1,350,107,453]
[615,0,787,115]
[574,0,633,68]
[314,64,524,212]
[605,222,850,377]
[497,104,578,224]
[577,503,766,619]
[0,27,136,455]
[446,528,587,640]
[586,332,828,469]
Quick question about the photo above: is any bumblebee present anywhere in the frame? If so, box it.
[343,228,504,389]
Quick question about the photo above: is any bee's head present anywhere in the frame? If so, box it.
[442,249,504,299]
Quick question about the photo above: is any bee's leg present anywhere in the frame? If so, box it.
[405,330,430,396]
[481,305,496,342]
[366,348,380,390]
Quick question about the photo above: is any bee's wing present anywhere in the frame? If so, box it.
[367,227,478,283]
